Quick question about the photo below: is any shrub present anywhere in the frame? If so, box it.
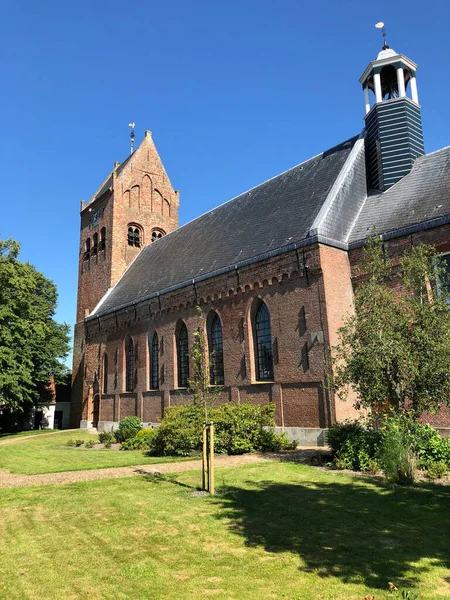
[377,412,450,483]
[84,439,96,449]
[366,458,381,474]
[327,419,381,471]
[213,402,278,455]
[73,439,85,447]
[66,439,75,446]
[121,429,156,451]
[152,405,203,456]
[98,431,115,444]
[104,441,112,449]
[257,429,295,452]
[415,429,450,467]
[377,420,416,485]
[328,413,450,479]
[427,460,448,480]
[151,401,287,457]
[115,416,142,442]
[136,428,155,438]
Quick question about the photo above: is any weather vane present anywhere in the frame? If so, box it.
[128,122,135,154]
[375,22,388,49]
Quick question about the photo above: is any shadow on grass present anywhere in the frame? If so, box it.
[137,471,200,490]
[212,476,450,589]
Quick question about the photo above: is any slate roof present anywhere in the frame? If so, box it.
[93,136,358,316]
[349,145,450,242]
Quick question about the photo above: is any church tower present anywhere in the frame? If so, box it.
[75,130,179,322]
[360,37,424,191]
[71,130,179,426]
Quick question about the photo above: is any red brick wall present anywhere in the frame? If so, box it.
[319,244,361,422]
[75,246,338,429]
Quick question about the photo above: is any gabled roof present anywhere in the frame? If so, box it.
[349,145,450,242]
[87,154,133,206]
[92,135,359,317]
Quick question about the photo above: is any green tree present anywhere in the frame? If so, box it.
[188,306,222,422]
[0,237,70,425]
[333,234,450,418]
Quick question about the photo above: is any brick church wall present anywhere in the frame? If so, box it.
[76,246,341,429]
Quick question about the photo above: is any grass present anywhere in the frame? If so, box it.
[0,430,191,474]
[1,462,450,599]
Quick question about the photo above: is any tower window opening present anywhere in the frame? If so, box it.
[92,233,98,255]
[84,238,91,260]
[380,64,400,100]
[127,226,142,247]
[100,227,106,251]
[151,229,166,242]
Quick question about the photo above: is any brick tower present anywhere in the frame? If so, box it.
[71,130,179,426]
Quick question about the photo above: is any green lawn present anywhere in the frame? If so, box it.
[0,430,191,474]
[1,462,449,600]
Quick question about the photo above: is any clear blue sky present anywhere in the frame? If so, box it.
[1,0,449,365]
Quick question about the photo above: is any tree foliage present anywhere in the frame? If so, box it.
[333,234,450,418]
[0,237,70,419]
[188,306,223,422]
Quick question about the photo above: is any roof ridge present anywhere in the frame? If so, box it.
[310,132,364,236]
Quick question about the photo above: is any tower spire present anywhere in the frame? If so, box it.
[359,36,424,191]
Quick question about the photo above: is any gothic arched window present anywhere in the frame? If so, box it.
[253,301,274,381]
[149,332,159,390]
[103,353,108,394]
[125,337,134,391]
[177,322,189,388]
[208,313,224,385]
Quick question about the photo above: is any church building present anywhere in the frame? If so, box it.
[71,41,450,443]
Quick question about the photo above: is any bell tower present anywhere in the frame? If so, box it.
[71,130,179,427]
[360,31,424,191]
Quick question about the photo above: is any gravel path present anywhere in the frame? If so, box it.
[0,453,274,489]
